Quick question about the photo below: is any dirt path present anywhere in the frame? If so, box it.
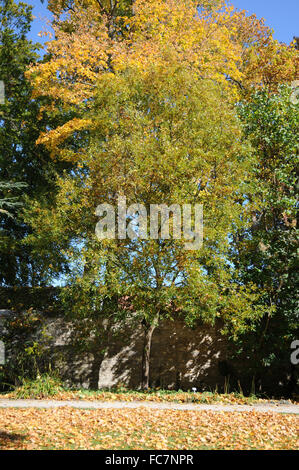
[0,399,298,414]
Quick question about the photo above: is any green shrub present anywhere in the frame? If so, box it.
[0,308,52,390]
[12,372,64,399]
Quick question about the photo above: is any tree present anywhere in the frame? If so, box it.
[29,1,297,144]
[0,181,26,218]
[230,86,298,395]
[27,25,265,391]
[0,0,70,286]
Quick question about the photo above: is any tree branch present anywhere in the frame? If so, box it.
[94,0,109,16]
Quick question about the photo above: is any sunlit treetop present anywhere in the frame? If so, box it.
[30,0,298,156]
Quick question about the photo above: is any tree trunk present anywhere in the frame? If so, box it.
[141,319,158,390]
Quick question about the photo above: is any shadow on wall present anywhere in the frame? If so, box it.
[95,318,227,390]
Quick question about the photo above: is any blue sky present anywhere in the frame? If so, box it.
[22,0,299,48]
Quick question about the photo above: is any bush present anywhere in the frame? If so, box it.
[0,308,53,391]
[12,372,64,399]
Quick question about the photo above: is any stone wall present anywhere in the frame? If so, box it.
[0,309,228,390]
[95,318,227,390]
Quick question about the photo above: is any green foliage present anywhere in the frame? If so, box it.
[11,372,64,399]
[38,69,260,325]
[0,308,52,390]
[0,181,27,218]
[0,0,70,286]
[28,64,265,388]
[229,86,299,394]
[0,286,63,313]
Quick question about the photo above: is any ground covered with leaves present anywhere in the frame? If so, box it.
[43,390,295,405]
[0,407,297,450]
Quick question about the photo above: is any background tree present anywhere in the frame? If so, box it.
[230,86,298,395]
[0,181,26,218]
[0,0,70,286]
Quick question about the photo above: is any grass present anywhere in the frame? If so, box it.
[1,374,296,404]
[2,384,264,404]
[0,407,297,450]
[7,374,64,399]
